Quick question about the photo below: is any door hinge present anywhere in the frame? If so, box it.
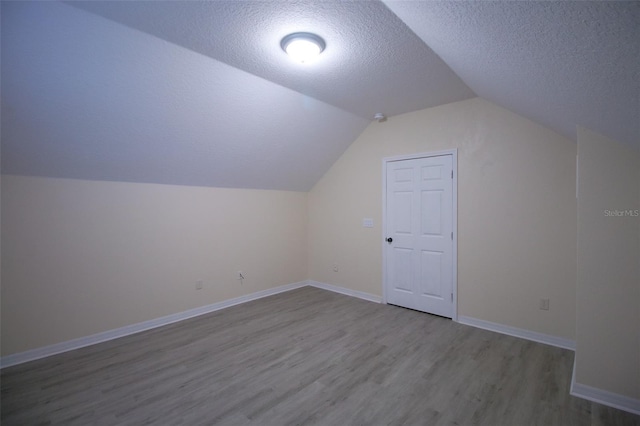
[451,293,453,302]
[451,170,453,179]
[451,232,453,240]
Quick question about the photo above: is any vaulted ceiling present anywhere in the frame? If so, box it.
[2,1,638,191]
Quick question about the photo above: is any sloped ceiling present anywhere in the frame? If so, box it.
[0,1,370,191]
[65,0,475,120]
[1,1,638,192]
[0,0,472,191]
[383,0,640,151]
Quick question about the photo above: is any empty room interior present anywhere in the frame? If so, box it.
[1,1,639,424]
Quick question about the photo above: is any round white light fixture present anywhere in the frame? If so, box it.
[281,32,325,64]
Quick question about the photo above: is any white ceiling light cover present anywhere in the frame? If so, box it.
[281,32,325,63]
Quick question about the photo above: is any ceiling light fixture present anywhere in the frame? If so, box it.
[281,32,325,64]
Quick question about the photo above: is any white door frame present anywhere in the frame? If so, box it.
[382,149,458,321]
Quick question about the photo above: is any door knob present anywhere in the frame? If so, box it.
[386,237,393,243]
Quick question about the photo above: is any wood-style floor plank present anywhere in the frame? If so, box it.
[2,287,638,425]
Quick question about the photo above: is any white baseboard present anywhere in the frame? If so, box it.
[570,359,640,415]
[457,315,576,350]
[307,280,382,303]
[0,281,308,369]
[6,281,638,416]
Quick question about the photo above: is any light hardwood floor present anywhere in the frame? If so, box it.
[2,287,638,425]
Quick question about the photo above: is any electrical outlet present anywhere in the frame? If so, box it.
[195,280,203,290]
[540,298,550,311]
[332,263,339,272]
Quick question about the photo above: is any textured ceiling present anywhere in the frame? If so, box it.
[1,1,369,191]
[1,1,638,192]
[383,0,640,151]
[66,0,475,120]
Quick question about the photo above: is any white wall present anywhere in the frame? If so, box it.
[1,175,308,356]
[309,98,577,340]
[576,127,640,400]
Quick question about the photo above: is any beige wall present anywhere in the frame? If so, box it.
[1,175,308,356]
[3,100,638,408]
[576,127,640,399]
[309,97,577,339]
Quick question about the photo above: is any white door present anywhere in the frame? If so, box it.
[385,154,454,318]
